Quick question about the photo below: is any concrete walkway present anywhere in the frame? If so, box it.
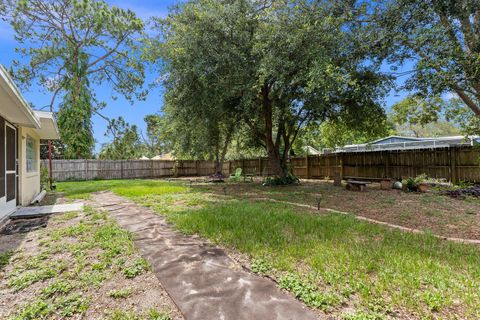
[91,192,319,320]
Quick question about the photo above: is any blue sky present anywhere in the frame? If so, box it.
[0,0,408,153]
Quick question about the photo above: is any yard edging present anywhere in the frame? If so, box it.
[255,197,480,245]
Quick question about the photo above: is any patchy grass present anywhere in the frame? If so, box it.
[56,178,480,318]
[0,203,181,320]
[0,250,13,271]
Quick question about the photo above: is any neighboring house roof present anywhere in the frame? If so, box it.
[152,153,175,160]
[304,145,321,155]
[335,135,480,153]
[0,64,60,139]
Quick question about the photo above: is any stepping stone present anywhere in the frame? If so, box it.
[10,203,84,219]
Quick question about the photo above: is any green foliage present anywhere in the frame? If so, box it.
[390,95,462,137]
[0,250,13,271]
[402,174,428,192]
[99,117,143,160]
[376,0,480,119]
[108,288,133,299]
[40,165,51,191]
[263,173,300,186]
[56,48,95,159]
[250,258,272,275]
[152,0,391,177]
[142,115,171,158]
[279,273,340,310]
[123,258,149,279]
[3,0,147,159]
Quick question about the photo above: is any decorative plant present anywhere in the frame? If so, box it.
[402,173,427,192]
[40,166,51,191]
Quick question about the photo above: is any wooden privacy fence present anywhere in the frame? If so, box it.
[42,146,480,183]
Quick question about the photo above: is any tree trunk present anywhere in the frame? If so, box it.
[261,84,288,177]
[214,124,235,176]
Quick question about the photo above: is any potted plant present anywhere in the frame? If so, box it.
[402,174,428,192]
[415,174,429,193]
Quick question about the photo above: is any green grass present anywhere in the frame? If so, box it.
[55,179,186,199]
[0,251,13,271]
[164,200,480,317]
[56,179,480,318]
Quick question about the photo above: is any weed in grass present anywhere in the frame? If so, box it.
[105,309,142,320]
[105,308,171,320]
[341,311,386,320]
[108,287,133,299]
[53,211,79,221]
[78,270,108,288]
[123,258,149,278]
[421,290,447,312]
[55,179,480,318]
[55,293,89,317]
[9,265,58,291]
[250,258,272,275]
[12,299,52,320]
[0,250,13,270]
[279,272,341,310]
[41,280,75,297]
[147,308,171,320]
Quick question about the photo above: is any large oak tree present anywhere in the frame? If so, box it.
[152,0,390,178]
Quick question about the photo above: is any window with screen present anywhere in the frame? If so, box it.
[26,135,37,172]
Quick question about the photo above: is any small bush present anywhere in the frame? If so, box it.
[108,288,133,299]
[402,173,427,192]
[263,173,299,186]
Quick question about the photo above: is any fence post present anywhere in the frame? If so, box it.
[385,151,390,179]
[195,160,199,176]
[450,147,457,184]
[305,155,310,179]
[84,159,88,181]
[242,158,246,173]
[339,154,344,180]
[151,160,154,178]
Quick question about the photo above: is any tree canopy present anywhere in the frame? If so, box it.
[2,0,147,158]
[377,0,480,118]
[152,0,391,177]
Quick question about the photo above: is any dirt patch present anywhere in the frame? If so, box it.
[0,197,183,320]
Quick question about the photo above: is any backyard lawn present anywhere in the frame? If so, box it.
[48,178,480,320]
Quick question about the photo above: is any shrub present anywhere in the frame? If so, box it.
[402,174,427,192]
[263,173,299,186]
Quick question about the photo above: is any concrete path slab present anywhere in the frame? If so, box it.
[91,191,320,320]
[10,203,84,219]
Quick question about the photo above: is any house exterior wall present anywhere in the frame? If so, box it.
[18,126,40,206]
